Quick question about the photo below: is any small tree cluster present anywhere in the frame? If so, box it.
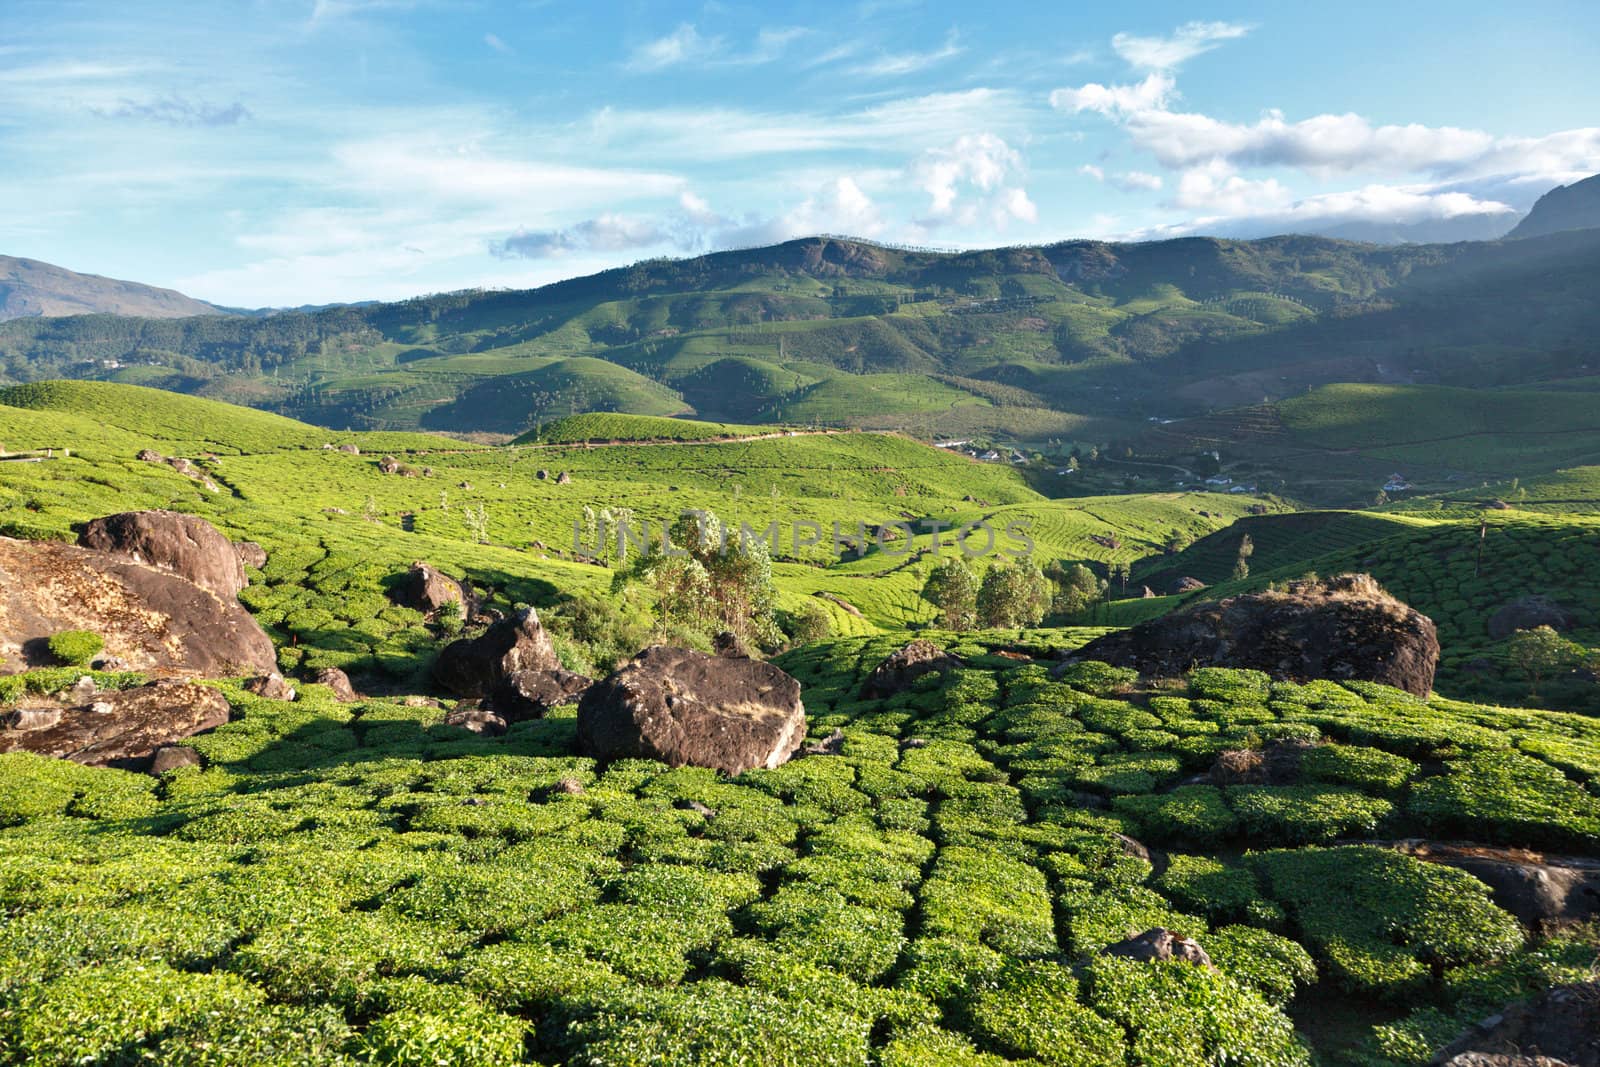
[920,557,979,628]
[976,559,1050,628]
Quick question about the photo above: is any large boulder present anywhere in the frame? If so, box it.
[392,562,469,615]
[0,681,231,769]
[0,537,277,677]
[1101,928,1214,969]
[576,646,806,775]
[1058,574,1440,697]
[77,510,248,599]
[314,667,360,703]
[497,668,593,722]
[1487,595,1576,641]
[1434,982,1600,1067]
[432,607,560,697]
[1397,842,1600,930]
[863,640,965,698]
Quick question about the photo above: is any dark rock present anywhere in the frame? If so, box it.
[535,469,549,480]
[678,799,717,817]
[554,471,571,485]
[433,607,560,697]
[377,456,400,474]
[863,640,965,698]
[444,706,507,736]
[149,745,202,775]
[234,541,268,571]
[1102,928,1214,969]
[712,630,753,659]
[392,562,469,615]
[0,682,231,768]
[1058,574,1440,696]
[4,707,63,732]
[1398,842,1600,930]
[1209,739,1318,787]
[496,668,593,721]
[314,667,360,703]
[553,777,585,796]
[576,646,806,775]
[1173,576,1207,594]
[338,443,360,454]
[66,675,98,703]
[1112,832,1151,863]
[78,510,249,598]
[0,536,277,677]
[900,737,929,750]
[1487,596,1576,641]
[1433,981,1600,1067]
[136,448,164,463]
[243,672,297,701]
[802,728,846,756]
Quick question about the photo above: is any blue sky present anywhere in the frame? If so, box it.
[2,0,1597,307]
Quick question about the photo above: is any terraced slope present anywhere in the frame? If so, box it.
[2,641,1596,1065]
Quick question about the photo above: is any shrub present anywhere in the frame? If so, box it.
[1112,785,1238,848]
[45,629,103,667]
[358,1000,526,1067]
[963,961,1125,1066]
[1226,786,1394,845]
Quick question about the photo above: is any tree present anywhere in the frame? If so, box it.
[976,559,1050,629]
[1048,562,1106,618]
[787,601,832,647]
[1232,534,1255,581]
[1507,626,1585,697]
[921,557,978,628]
[613,509,781,650]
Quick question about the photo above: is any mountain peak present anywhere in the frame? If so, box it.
[1506,173,1600,239]
[0,255,224,321]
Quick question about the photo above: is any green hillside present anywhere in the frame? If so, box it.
[5,230,1598,457]
[3,380,1599,1065]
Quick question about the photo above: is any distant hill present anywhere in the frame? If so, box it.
[0,255,224,321]
[1507,173,1600,239]
[2,228,1599,451]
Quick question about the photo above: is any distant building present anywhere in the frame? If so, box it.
[1204,476,1232,486]
[1383,473,1412,492]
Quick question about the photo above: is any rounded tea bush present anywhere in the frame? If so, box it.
[46,629,103,667]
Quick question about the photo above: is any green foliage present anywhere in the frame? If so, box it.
[921,557,978,629]
[45,629,103,667]
[976,558,1050,628]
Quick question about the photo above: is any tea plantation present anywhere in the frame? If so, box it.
[2,643,1598,1065]
[2,381,1599,1065]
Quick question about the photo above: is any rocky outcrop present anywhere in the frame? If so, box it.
[0,537,277,677]
[1396,842,1600,930]
[444,704,507,737]
[863,640,965,698]
[243,672,296,702]
[314,667,360,703]
[0,681,230,769]
[712,630,753,659]
[1058,574,1440,697]
[1209,739,1318,786]
[496,668,592,722]
[432,607,560,697]
[78,510,248,599]
[1487,596,1576,641]
[392,562,469,615]
[1102,928,1214,969]
[234,541,268,571]
[576,646,806,776]
[1434,982,1600,1067]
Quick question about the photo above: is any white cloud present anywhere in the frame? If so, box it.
[484,33,512,55]
[1113,170,1163,192]
[1078,163,1105,181]
[585,88,1027,162]
[1171,161,1292,214]
[910,133,1034,228]
[626,23,721,72]
[851,30,963,77]
[493,215,673,259]
[1125,108,1495,172]
[1050,73,1175,117]
[1111,21,1251,71]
